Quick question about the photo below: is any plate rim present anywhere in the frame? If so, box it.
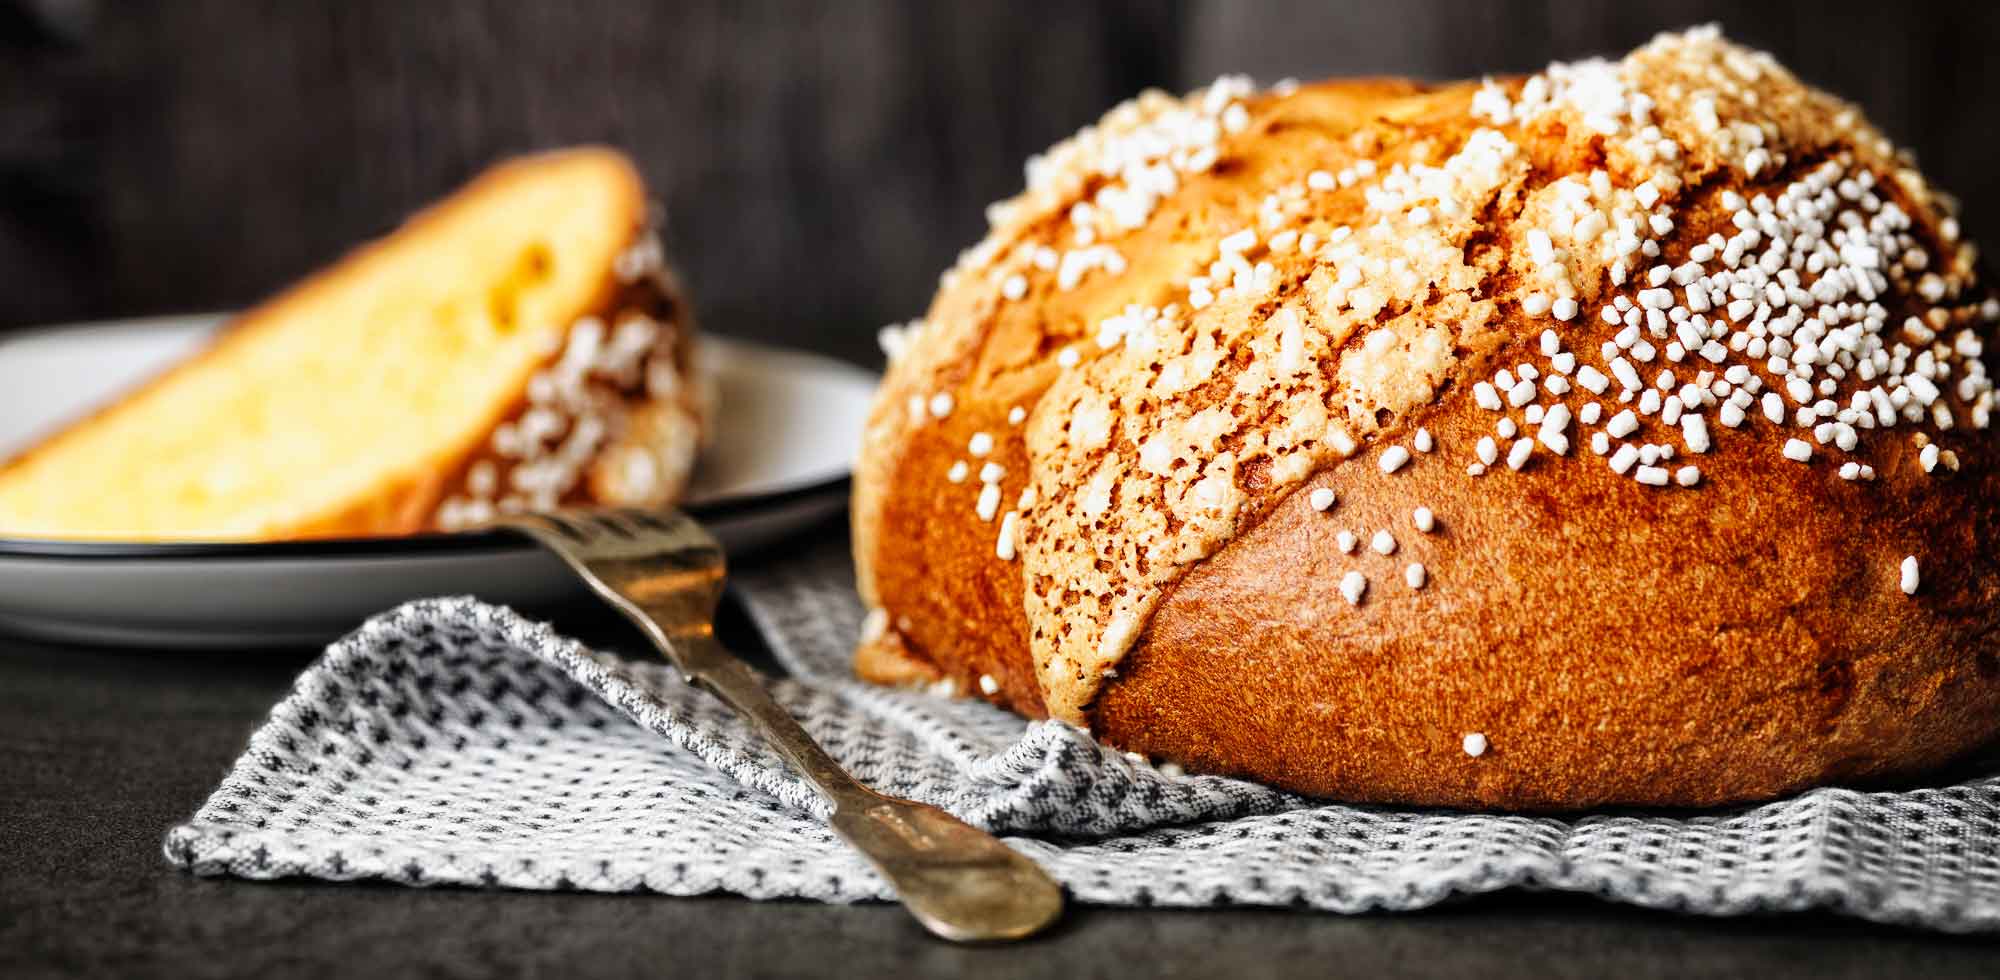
[0,313,867,563]
[0,475,852,561]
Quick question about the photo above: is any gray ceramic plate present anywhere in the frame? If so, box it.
[0,314,877,647]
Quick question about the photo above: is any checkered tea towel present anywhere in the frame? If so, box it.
[164,534,2000,933]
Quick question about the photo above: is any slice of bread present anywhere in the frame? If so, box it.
[0,147,702,541]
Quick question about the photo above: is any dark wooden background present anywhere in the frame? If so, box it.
[3,0,1996,363]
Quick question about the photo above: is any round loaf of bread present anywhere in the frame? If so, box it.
[850,28,2000,810]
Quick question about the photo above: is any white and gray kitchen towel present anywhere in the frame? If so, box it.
[165,537,2000,933]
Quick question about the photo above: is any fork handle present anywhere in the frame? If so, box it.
[495,510,1060,939]
[669,634,876,805]
[664,633,1063,942]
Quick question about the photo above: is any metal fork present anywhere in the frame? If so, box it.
[492,507,1063,942]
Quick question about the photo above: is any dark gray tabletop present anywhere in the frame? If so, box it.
[3,582,1995,979]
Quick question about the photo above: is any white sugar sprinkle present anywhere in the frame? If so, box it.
[1414,428,1435,452]
[1611,358,1643,392]
[1900,555,1920,595]
[968,432,994,457]
[1681,413,1711,453]
[1379,446,1412,473]
[1309,487,1336,511]
[946,461,969,483]
[1782,438,1813,463]
[995,510,1019,560]
[1371,529,1397,555]
[978,673,1000,695]
[1413,506,1435,532]
[1339,570,1368,606]
[1336,530,1358,554]
[1475,382,1504,411]
[1507,437,1534,471]
[1538,403,1573,454]
[1405,563,1427,590]
[1462,733,1488,757]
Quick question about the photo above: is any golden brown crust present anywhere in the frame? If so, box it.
[853,29,2000,809]
[1098,392,2000,810]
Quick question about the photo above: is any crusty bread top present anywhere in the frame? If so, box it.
[854,27,1996,724]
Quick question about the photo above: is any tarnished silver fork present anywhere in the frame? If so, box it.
[492,507,1062,942]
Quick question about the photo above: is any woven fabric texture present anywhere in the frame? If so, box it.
[165,538,2000,932]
